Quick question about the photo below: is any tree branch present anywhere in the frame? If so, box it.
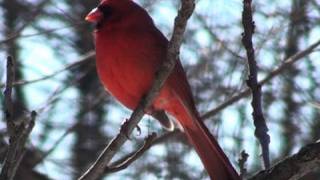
[0,57,37,180]
[104,130,183,174]
[78,1,195,180]
[238,150,249,179]
[241,0,270,168]
[105,133,157,174]
[3,56,15,137]
[249,142,320,180]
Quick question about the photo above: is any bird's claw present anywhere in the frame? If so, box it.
[136,125,141,136]
[120,118,132,140]
[120,119,143,139]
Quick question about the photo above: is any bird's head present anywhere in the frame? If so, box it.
[85,0,150,30]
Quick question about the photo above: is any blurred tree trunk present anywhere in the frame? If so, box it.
[164,143,192,179]
[64,0,109,178]
[281,0,309,156]
[309,63,320,143]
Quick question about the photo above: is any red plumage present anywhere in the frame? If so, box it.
[86,0,240,179]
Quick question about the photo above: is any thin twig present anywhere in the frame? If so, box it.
[238,150,249,179]
[194,13,246,61]
[105,133,157,173]
[0,51,94,89]
[31,123,77,167]
[78,1,195,179]
[102,130,183,175]
[0,25,75,45]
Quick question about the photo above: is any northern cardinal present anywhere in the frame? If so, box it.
[86,0,240,179]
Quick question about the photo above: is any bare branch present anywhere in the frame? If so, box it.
[3,56,15,137]
[241,0,270,169]
[9,111,36,177]
[105,133,157,173]
[100,130,183,175]
[0,57,37,180]
[31,123,77,167]
[238,150,249,179]
[78,1,195,179]
[194,13,246,61]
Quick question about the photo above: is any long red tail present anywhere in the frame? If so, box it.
[169,97,240,180]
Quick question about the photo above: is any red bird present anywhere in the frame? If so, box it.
[86,0,240,179]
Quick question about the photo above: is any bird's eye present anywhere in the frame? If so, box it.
[98,5,112,18]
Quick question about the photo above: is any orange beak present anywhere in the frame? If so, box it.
[85,8,103,22]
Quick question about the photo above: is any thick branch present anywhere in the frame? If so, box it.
[241,0,270,169]
[250,142,320,180]
[78,1,195,180]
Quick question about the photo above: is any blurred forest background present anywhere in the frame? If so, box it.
[0,0,320,179]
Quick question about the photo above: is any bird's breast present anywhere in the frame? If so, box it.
[95,31,162,109]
